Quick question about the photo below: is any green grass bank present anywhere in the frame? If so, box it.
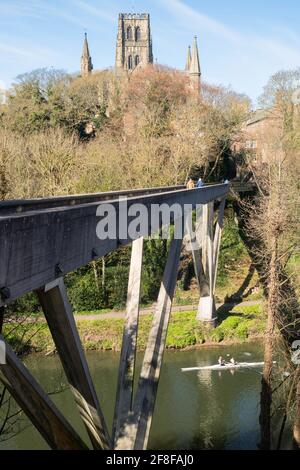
[3,305,266,355]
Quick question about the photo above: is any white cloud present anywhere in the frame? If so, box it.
[0,42,37,58]
[0,0,98,29]
[37,1,89,29]
[0,1,43,18]
[160,0,239,41]
[70,0,115,23]
[160,0,300,72]
[252,37,300,66]
[0,41,60,67]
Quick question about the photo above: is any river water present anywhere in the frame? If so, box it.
[0,342,288,450]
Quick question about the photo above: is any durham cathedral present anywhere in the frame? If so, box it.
[81,13,201,92]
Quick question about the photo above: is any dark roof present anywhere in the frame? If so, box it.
[246,108,271,126]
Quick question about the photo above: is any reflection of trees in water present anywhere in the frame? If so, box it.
[0,351,68,447]
[151,356,242,449]
[149,359,201,450]
[0,387,25,444]
[194,369,229,449]
[194,359,262,450]
[149,348,263,450]
[190,429,227,450]
[1,348,265,449]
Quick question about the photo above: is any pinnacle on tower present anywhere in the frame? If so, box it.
[190,36,201,75]
[189,36,201,92]
[185,45,192,72]
[81,32,93,77]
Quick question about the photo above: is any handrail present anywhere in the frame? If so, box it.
[0,185,185,215]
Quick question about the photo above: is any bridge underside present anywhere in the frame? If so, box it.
[0,184,229,450]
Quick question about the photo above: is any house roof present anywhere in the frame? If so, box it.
[246,108,270,126]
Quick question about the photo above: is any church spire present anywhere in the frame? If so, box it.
[185,45,192,72]
[81,32,93,77]
[189,36,201,92]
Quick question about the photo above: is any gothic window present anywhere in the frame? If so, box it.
[135,26,141,41]
[128,55,133,70]
[135,55,140,67]
[127,26,133,40]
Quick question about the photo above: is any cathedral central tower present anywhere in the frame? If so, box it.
[115,13,153,72]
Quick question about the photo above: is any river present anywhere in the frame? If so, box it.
[0,342,291,450]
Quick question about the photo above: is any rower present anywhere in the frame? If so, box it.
[230,357,237,365]
[218,356,226,366]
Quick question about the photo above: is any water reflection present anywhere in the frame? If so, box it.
[1,343,267,450]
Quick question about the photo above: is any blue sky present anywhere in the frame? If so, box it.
[1,0,300,104]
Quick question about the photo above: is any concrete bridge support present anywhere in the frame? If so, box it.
[115,237,183,450]
[36,278,111,450]
[190,198,226,327]
[0,337,87,450]
[0,185,229,450]
[113,237,144,445]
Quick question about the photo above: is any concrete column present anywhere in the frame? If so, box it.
[197,202,216,325]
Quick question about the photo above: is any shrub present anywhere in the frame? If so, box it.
[235,321,250,340]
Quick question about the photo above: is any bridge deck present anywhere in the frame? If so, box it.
[0,184,229,305]
[0,182,255,216]
[0,186,185,216]
[0,183,234,451]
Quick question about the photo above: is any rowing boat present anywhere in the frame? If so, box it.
[181,362,276,372]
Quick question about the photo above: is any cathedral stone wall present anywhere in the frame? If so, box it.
[116,13,153,72]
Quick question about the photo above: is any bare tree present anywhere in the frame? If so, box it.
[241,68,300,449]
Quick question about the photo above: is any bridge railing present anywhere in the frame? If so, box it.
[0,185,185,215]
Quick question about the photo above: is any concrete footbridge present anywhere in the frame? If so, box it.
[0,182,239,450]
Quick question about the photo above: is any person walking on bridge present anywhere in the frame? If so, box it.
[187,178,195,189]
[196,178,204,188]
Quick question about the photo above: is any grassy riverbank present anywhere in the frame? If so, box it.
[3,304,266,355]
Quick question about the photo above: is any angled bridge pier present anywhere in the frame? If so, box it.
[191,198,226,326]
[0,184,229,450]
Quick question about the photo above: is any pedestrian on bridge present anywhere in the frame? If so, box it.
[196,178,204,188]
[187,178,195,189]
